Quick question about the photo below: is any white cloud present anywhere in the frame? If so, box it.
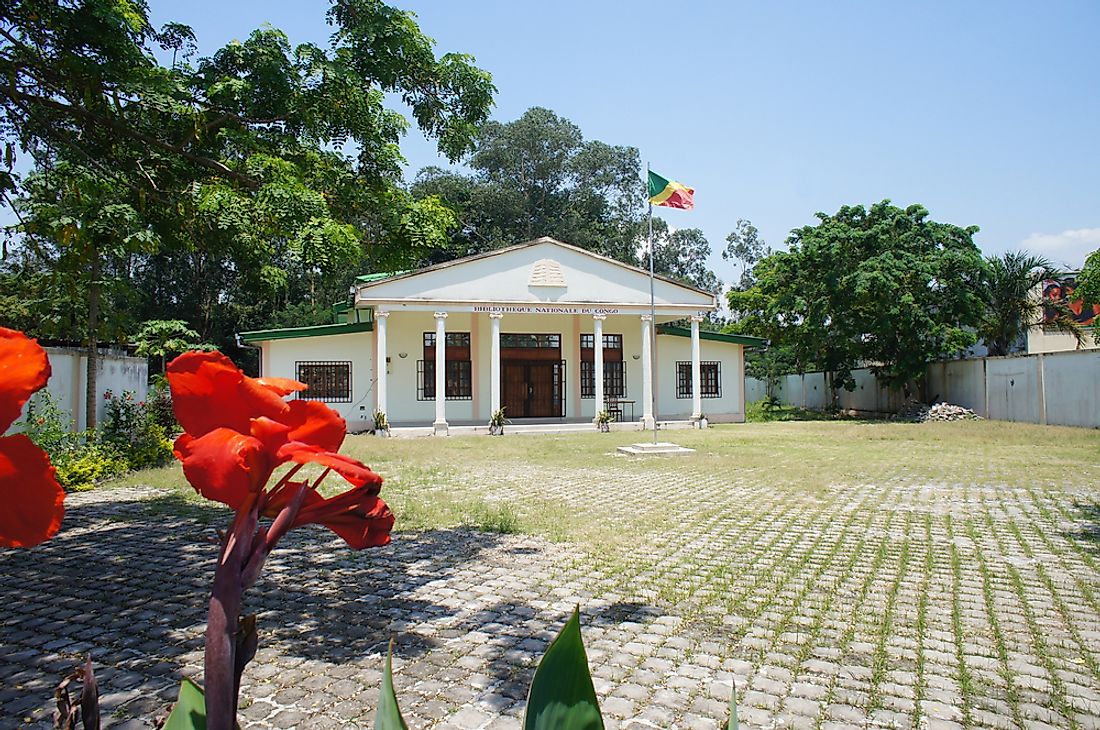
[1018,228,1100,270]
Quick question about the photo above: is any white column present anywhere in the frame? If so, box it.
[489,313,502,416]
[640,314,654,428]
[690,315,703,421]
[433,312,448,435]
[593,315,606,420]
[375,310,389,417]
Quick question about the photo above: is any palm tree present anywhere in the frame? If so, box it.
[978,251,1082,356]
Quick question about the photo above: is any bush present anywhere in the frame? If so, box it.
[102,389,174,469]
[22,389,171,490]
[145,377,178,432]
[55,441,130,491]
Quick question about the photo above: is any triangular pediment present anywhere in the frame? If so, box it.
[355,237,716,311]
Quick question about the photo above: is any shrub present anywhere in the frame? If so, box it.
[22,390,171,490]
[54,441,130,491]
[102,390,174,469]
[145,376,178,432]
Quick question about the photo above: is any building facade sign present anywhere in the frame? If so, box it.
[471,304,623,315]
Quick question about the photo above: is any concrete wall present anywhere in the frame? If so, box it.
[17,347,148,432]
[747,349,1100,428]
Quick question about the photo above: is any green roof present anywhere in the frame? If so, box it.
[356,270,412,283]
[239,320,373,343]
[655,324,766,348]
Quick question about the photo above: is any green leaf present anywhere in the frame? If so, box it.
[375,640,409,730]
[163,678,206,730]
[728,679,739,730]
[523,606,603,730]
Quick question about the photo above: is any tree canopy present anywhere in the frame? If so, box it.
[730,201,987,396]
[411,107,645,264]
[0,0,495,374]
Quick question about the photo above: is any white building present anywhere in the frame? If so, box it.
[241,238,763,434]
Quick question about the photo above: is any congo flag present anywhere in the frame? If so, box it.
[647,170,694,210]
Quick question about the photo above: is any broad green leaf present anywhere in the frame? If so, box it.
[728,679,739,730]
[163,679,206,730]
[375,641,409,730]
[523,607,603,730]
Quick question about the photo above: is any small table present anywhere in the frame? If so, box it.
[609,399,635,422]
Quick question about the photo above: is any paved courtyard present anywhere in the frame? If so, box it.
[2,421,1100,729]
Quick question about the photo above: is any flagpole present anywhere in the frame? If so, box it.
[646,163,658,445]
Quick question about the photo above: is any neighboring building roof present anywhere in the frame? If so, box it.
[655,324,766,348]
[239,321,374,344]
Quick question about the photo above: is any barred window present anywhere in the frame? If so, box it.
[419,360,473,400]
[676,361,721,399]
[581,361,626,398]
[295,361,352,402]
[581,334,625,398]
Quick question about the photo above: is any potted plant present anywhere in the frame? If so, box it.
[697,412,708,429]
[372,409,390,436]
[595,410,612,433]
[488,407,507,436]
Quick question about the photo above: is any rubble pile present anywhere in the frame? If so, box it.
[897,401,982,422]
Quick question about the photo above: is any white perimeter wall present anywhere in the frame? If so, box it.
[16,347,148,432]
[748,349,1100,428]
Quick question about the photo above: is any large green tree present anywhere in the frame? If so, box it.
[411,107,645,264]
[730,201,986,400]
[17,163,157,426]
[648,219,722,297]
[0,0,494,373]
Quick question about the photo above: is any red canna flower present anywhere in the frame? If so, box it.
[165,350,394,729]
[0,327,65,548]
[166,351,393,548]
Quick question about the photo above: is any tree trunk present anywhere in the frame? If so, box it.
[86,257,101,430]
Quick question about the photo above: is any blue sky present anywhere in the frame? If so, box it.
[151,0,1100,274]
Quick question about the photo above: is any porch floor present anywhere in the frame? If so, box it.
[372,417,698,437]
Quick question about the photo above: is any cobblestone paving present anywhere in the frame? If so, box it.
[4,442,1100,729]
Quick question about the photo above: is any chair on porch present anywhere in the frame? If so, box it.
[605,394,624,422]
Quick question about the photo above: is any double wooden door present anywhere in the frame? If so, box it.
[502,360,563,418]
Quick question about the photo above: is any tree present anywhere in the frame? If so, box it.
[722,219,771,291]
[1,0,494,371]
[1078,248,1100,308]
[17,164,157,427]
[411,107,645,264]
[132,319,213,373]
[730,201,987,402]
[649,220,723,296]
[977,251,1082,356]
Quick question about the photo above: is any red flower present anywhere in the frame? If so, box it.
[0,327,65,548]
[166,351,393,548]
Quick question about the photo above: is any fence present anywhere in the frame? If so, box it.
[747,349,1100,428]
[19,346,149,432]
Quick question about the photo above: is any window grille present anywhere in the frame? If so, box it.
[418,360,473,400]
[581,361,627,399]
[295,361,352,402]
[675,361,721,399]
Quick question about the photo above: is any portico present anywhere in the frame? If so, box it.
[241,237,763,434]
